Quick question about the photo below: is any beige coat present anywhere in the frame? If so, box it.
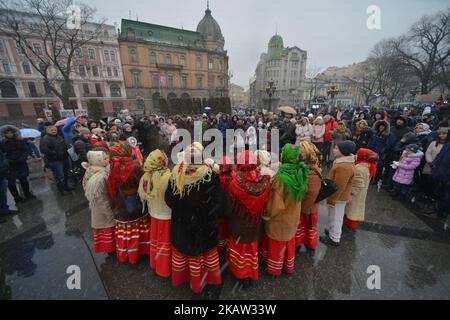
[423,141,443,174]
[344,164,370,222]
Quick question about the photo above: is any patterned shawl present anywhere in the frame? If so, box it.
[356,148,379,178]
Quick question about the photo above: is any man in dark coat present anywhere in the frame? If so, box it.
[431,143,450,221]
[0,149,18,222]
[0,125,36,204]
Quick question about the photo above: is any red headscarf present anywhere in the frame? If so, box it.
[228,151,270,224]
[356,148,379,178]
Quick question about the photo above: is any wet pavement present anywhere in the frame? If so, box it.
[1,173,449,300]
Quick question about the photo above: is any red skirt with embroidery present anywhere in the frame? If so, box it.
[295,212,319,250]
[94,227,115,254]
[171,247,222,294]
[226,236,259,280]
[150,217,171,278]
[218,222,229,252]
[344,215,360,229]
[260,235,296,277]
[115,215,151,264]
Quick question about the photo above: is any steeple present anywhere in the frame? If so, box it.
[206,0,211,14]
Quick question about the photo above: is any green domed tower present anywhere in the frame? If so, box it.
[268,34,284,59]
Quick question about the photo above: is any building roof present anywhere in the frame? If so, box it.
[120,19,206,47]
[268,34,284,59]
[196,5,224,43]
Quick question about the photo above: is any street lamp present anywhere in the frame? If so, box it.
[327,85,340,105]
[266,80,277,112]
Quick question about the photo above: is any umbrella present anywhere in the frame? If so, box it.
[277,106,297,115]
[20,128,41,138]
[55,118,68,127]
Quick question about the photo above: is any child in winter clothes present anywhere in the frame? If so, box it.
[391,144,424,199]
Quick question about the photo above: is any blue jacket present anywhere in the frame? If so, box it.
[432,143,450,182]
[62,117,76,143]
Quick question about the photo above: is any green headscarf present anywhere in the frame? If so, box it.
[274,144,309,203]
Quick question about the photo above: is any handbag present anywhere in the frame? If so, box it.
[67,144,80,162]
[311,167,337,203]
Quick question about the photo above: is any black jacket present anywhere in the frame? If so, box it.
[40,134,69,162]
[165,172,224,256]
[0,150,9,178]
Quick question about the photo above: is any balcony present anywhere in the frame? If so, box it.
[156,63,183,70]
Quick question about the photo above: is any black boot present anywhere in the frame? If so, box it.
[9,184,25,203]
[319,235,340,247]
[21,181,36,200]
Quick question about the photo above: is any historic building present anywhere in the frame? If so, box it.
[251,34,307,111]
[0,15,128,123]
[229,83,247,108]
[119,4,229,113]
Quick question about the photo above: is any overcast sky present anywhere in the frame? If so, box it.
[83,0,447,88]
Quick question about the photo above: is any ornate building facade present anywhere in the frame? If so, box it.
[252,34,307,111]
[119,4,229,113]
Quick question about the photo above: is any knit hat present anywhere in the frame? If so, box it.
[337,141,356,156]
[422,107,432,117]
[78,127,91,135]
[405,144,420,153]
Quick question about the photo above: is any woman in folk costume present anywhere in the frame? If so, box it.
[82,150,116,254]
[296,141,322,251]
[217,155,234,252]
[226,151,271,287]
[344,148,379,230]
[138,149,172,278]
[108,142,150,264]
[164,142,224,294]
[254,150,277,178]
[261,144,309,277]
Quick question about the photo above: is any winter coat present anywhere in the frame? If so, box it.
[327,156,356,206]
[344,164,370,222]
[355,128,373,150]
[368,120,390,167]
[72,136,90,162]
[279,122,296,146]
[0,150,9,178]
[423,141,444,175]
[295,122,313,145]
[311,124,325,143]
[324,117,338,142]
[432,143,450,183]
[62,117,76,143]
[218,118,230,136]
[264,181,302,241]
[40,134,69,162]
[386,116,412,154]
[165,172,224,256]
[301,164,322,215]
[0,125,30,179]
[393,150,424,185]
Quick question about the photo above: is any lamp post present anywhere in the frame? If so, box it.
[266,80,277,112]
[327,84,340,110]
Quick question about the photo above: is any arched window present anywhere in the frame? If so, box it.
[129,48,137,63]
[22,61,32,74]
[110,84,121,97]
[0,81,18,98]
[165,54,172,65]
[150,51,157,64]
[152,92,161,109]
[167,92,177,101]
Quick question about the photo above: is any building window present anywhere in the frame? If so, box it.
[181,75,187,89]
[168,75,174,88]
[28,82,38,97]
[75,48,82,58]
[104,50,110,61]
[107,67,112,77]
[165,54,172,65]
[208,75,214,88]
[83,83,90,95]
[78,65,86,77]
[180,55,186,66]
[132,72,140,88]
[6,104,23,118]
[113,67,118,77]
[110,51,116,62]
[92,65,99,77]
[196,76,203,89]
[44,82,52,95]
[88,48,95,59]
[129,48,137,63]
[16,41,25,54]
[152,73,159,88]
[219,60,223,71]
[22,62,32,74]
[196,55,202,69]
[208,58,213,70]
[33,43,43,55]
[2,60,11,74]
[95,83,102,97]
[0,40,4,54]
[150,51,157,64]
[0,81,18,97]
[219,76,224,87]
[110,84,121,97]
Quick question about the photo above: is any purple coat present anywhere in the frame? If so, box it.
[393,150,424,185]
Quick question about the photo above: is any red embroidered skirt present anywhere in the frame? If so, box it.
[344,215,360,229]
[218,222,229,252]
[260,235,296,277]
[226,236,259,280]
[295,212,319,250]
[171,247,222,294]
[94,227,115,254]
[115,215,151,265]
[150,217,171,278]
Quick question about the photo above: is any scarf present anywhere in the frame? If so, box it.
[336,122,348,134]
[228,151,270,224]
[138,149,171,208]
[355,148,379,178]
[82,151,110,207]
[274,144,309,203]
[171,142,212,198]
[300,141,321,167]
[219,156,234,191]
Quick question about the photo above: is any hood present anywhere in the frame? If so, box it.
[0,125,22,143]
[402,150,424,159]
[373,120,391,135]
[393,115,408,129]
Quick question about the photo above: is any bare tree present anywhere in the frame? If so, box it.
[0,0,106,110]
[355,60,378,105]
[392,8,450,94]
[305,65,323,105]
